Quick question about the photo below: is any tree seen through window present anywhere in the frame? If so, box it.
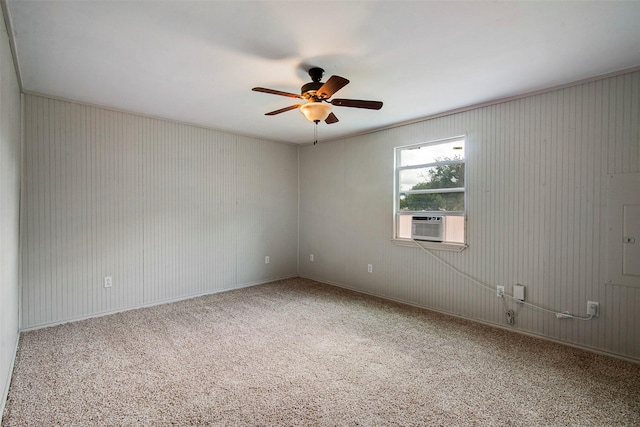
[399,156,464,212]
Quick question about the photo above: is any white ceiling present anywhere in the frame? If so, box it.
[5,1,640,144]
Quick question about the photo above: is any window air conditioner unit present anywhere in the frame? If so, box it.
[411,216,445,242]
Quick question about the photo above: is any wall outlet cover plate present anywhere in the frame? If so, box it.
[513,284,525,301]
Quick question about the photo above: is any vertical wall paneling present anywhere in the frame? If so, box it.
[22,97,145,326]
[142,121,238,303]
[235,136,298,286]
[21,95,298,329]
[299,70,640,361]
[0,4,22,414]
[298,141,348,286]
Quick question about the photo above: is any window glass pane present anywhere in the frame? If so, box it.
[399,164,465,192]
[399,191,464,212]
[399,140,464,167]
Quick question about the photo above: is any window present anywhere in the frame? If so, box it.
[394,136,466,247]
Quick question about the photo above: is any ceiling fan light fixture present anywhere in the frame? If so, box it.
[300,102,332,123]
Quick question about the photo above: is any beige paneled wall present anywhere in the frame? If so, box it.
[0,4,22,414]
[235,136,299,285]
[142,121,236,303]
[21,95,299,329]
[299,71,640,361]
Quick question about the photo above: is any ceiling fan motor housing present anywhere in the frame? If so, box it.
[301,82,323,98]
[301,67,326,99]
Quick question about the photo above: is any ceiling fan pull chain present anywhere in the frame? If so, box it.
[313,122,318,145]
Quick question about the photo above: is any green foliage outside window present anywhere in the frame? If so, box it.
[399,159,464,211]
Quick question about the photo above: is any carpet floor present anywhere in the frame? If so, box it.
[2,277,639,426]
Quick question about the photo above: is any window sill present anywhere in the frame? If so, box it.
[392,238,467,252]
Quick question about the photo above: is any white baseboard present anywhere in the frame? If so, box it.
[20,274,298,332]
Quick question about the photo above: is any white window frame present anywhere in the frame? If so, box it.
[393,136,467,252]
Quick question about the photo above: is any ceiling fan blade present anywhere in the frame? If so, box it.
[265,104,301,116]
[325,112,339,124]
[316,76,350,99]
[331,98,383,110]
[253,87,303,99]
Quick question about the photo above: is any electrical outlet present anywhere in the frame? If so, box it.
[367,264,373,273]
[310,254,314,262]
[497,286,505,298]
[265,256,269,264]
[103,276,112,288]
[587,301,599,317]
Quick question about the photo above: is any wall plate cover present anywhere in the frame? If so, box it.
[513,284,525,301]
[587,301,599,317]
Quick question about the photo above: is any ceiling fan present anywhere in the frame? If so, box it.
[252,67,383,125]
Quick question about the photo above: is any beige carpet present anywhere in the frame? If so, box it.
[2,277,639,426]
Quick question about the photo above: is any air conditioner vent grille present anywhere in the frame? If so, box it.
[412,216,445,242]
